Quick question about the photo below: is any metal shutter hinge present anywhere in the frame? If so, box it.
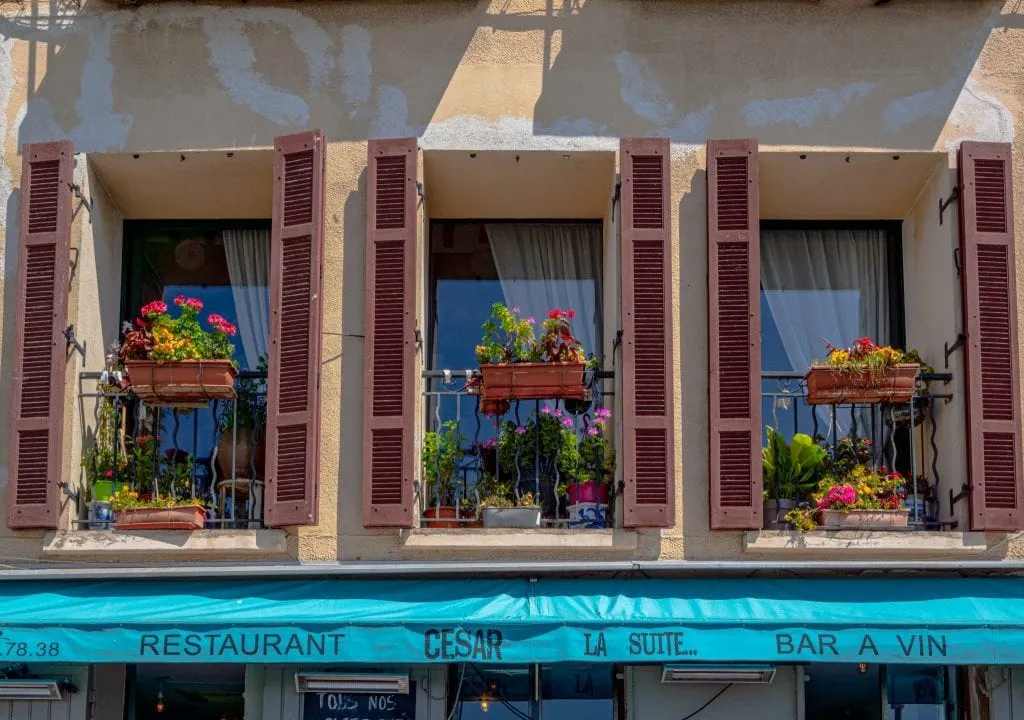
[64,325,86,360]
[939,185,959,225]
[68,182,92,217]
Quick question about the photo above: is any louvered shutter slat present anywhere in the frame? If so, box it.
[708,139,761,531]
[363,139,417,528]
[7,141,73,530]
[620,138,674,528]
[265,131,325,527]
[958,141,1023,531]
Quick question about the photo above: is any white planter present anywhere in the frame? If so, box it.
[568,502,608,528]
[483,506,541,528]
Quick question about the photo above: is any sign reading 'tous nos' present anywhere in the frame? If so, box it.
[302,683,416,720]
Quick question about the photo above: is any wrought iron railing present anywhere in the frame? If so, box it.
[762,370,955,530]
[420,368,616,529]
[77,370,267,529]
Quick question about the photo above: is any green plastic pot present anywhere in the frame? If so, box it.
[92,479,128,502]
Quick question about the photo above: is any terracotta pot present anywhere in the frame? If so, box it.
[125,360,237,408]
[479,362,586,401]
[567,482,609,505]
[115,505,205,531]
[422,505,462,529]
[804,364,918,406]
[818,508,909,529]
[216,427,256,480]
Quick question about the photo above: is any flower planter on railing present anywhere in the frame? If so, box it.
[804,363,918,405]
[115,505,206,531]
[482,505,542,528]
[818,508,909,529]
[479,362,587,401]
[125,359,238,408]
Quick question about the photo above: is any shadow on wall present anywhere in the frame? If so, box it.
[530,0,1009,149]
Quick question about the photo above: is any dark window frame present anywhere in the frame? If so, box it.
[759,219,906,350]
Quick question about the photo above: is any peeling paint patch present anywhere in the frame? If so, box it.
[340,24,372,118]
[613,51,675,126]
[661,104,715,145]
[943,76,1014,150]
[371,85,418,139]
[71,21,133,151]
[744,82,874,129]
[421,115,617,151]
[204,13,309,127]
[883,77,958,134]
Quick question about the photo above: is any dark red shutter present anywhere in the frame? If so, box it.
[363,139,417,528]
[958,141,1023,531]
[7,141,73,530]
[620,138,674,528]
[265,130,325,527]
[707,139,761,530]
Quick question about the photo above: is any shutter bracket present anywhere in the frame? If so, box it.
[58,481,79,502]
[64,325,87,360]
[943,332,964,369]
[68,182,92,217]
[939,185,959,225]
[949,482,969,511]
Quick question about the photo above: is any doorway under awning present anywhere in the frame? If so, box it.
[1,577,1020,665]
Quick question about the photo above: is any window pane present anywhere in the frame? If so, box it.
[886,666,950,720]
[454,665,532,720]
[804,664,881,720]
[541,664,613,720]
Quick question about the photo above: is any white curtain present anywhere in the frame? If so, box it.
[486,223,603,359]
[222,229,271,370]
[761,227,891,437]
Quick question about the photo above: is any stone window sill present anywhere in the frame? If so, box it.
[744,530,988,556]
[43,529,289,559]
[402,528,639,552]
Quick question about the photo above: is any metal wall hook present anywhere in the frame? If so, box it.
[944,332,965,369]
[64,325,86,360]
[939,185,959,225]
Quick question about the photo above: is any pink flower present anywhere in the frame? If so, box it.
[516,426,526,435]
[568,309,575,319]
[208,313,226,326]
[541,406,552,415]
[140,300,168,317]
[511,306,520,314]
[104,469,113,478]
[587,426,599,436]
[553,408,563,418]
[819,484,857,510]
[174,295,186,306]
[527,316,535,324]
[185,298,203,311]
[561,417,573,427]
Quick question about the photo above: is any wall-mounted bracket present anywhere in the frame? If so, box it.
[64,325,86,361]
[59,481,79,503]
[613,329,623,352]
[68,183,92,217]
[944,332,964,369]
[949,483,969,511]
[939,185,959,225]
[414,327,423,350]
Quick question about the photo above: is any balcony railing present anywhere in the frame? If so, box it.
[77,370,267,530]
[762,371,955,530]
[420,368,616,529]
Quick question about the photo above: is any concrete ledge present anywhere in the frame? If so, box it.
[402,528,639,551]
[43,529,290,559]
[744,530,988,556]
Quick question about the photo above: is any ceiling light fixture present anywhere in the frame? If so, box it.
[660,664,776,684]
[0,679,63,700]
[294,673,410,694]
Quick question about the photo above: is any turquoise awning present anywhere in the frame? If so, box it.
[1,576,1020,664]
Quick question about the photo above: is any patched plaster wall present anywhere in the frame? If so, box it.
[0,0,1020,562]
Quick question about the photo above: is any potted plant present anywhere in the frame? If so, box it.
[119,296,239,407]
[762,427,827,529]
[481,489,541,528]
[804,338,920,405]
[565,407,615,528]
[82,383,129,504]
[110,487,206,530]
[421,421,466,528]
[216,354,268,481]
[787,464,908,531]
[475,304,588,402]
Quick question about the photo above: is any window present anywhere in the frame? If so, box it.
[803,664,956,720]
[451,664,615,720]
[127,664,244,719]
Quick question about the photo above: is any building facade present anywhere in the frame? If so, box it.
[0,0,1022,718]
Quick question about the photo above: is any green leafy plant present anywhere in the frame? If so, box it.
[762,427,827,501]
[422,421,465,506]
[120,296,237,364]
[109,487,203,511]
[475,303,542,365]
[220,353,268,433]
[819,337,923,384]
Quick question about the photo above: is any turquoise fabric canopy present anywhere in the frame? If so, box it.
[0,577,1020,664]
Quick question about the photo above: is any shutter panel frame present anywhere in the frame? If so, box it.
[363,138,418,528]
[707,139,762,531]
[7,140,73,530]
[620,137,675,529]
[958,141,1022,531]
[265,130,326,528]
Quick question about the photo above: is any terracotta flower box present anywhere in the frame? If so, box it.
[818,508,909,529]
[804,364,919,405]
[479,362,586,402]
[125,359,237,408]
[422,505,463,529]
[115,505,206,531]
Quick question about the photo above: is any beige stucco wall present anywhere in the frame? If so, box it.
[0,0,1021,564]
